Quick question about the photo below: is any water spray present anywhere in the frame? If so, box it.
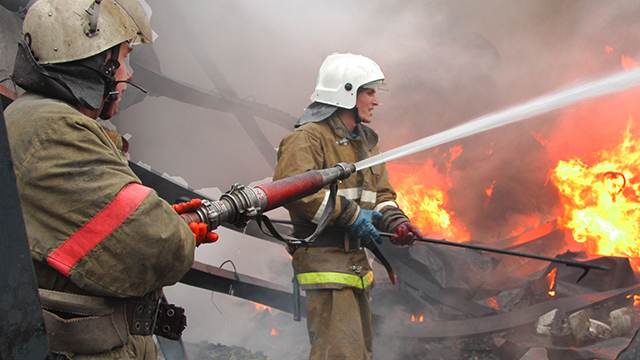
[356,68,640,171]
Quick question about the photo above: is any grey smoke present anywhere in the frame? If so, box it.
[112,1,640,358]
[1,0,632,358]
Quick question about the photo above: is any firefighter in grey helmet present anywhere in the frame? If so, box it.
[274,53,422,359]
[5,0,216,359]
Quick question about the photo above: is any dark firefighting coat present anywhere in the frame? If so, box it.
[5,93,195,359]
[273,113,400,290]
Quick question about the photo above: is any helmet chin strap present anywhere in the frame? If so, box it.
[105,80,148,101]
[100,45,148,117]
[352,107,362,124]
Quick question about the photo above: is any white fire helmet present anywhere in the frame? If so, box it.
[310,53,385,109]
[23,0,155,64]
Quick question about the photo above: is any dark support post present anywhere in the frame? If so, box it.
[0,95,49,358]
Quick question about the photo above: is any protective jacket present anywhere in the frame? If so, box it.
[5,93,195,358]
[274,114,399,290]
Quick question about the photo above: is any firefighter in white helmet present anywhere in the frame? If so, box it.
[5,0,217,358]
[274,53,422,359]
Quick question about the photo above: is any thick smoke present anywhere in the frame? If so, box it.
[117,0,640,243]
[78,0,640,358]
[4,1,640,358]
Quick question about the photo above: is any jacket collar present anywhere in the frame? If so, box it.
[327,114,379,151]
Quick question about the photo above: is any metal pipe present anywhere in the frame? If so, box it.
[378,232,609,272]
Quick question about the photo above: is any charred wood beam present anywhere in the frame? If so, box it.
[0,0,29,13]
[168,2,280,167]
[376,284,640,339]
[181,261,303,315]
[130,64,293,129]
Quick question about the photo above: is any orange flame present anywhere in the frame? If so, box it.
[409,313,425,323]
[254,303,272,313]
[551,120,640,258]
[546,268,558,297]
[485,180,496,198]
[486,297,500,310]
[270,327,279,336]
[626,294,640,308]
[621,55,639,71]
[605,45,614,54]
[388,154,471,242]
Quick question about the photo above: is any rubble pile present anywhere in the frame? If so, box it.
[185,341,269,360]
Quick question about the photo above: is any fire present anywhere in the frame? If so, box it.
[485,180,496,198]
[387,154,471,242]
[546,268,558,297]
[409,313,425,323]
[486,296,500,310]
[621,55,638,71]
[254,303,272,313]
[626,294,640,308]
[604,45,614,54]
[270,327,279,336]
[551,120,640,258]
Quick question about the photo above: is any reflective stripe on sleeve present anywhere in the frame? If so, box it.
[374,200,398,212]
[47,182,152,277]
[337,187,377,203]
[312,187,378,223]
[360,190,377,204]
[296,271,374,289]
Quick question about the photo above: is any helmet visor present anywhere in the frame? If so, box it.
[361,79,388,92]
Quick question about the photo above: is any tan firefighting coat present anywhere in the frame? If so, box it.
[5,93,195,358]
[273,113,399,290]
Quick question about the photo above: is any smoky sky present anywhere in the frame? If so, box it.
[116,0,640,243]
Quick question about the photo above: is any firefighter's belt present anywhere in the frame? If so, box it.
[296,271,374,289]
[295,226,360,251]
[39,289,129,355]
[39,289,186,355]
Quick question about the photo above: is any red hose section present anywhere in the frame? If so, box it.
[255,171,325,211]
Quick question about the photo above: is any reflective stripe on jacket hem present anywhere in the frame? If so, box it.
[296,271,374,289]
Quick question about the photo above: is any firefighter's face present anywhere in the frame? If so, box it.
[101,43,133,119]
[356,88,379,123]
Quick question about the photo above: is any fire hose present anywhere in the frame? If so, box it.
[178,162,355,244]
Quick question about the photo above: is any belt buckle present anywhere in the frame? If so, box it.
[130,298,161,336]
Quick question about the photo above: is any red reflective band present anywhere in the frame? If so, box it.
[47,183,151,277]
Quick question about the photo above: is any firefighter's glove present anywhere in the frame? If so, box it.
[188,222,219,246]
[173,198,219,246]
[391,221,421,246]
[172,198,202,214]
[380,207,418,246]
[348,209,383,245]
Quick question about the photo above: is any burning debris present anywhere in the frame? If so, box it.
[378,71,640,357]
[552,120,640,262]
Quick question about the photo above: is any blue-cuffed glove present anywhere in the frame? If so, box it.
[347,209,383,245]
